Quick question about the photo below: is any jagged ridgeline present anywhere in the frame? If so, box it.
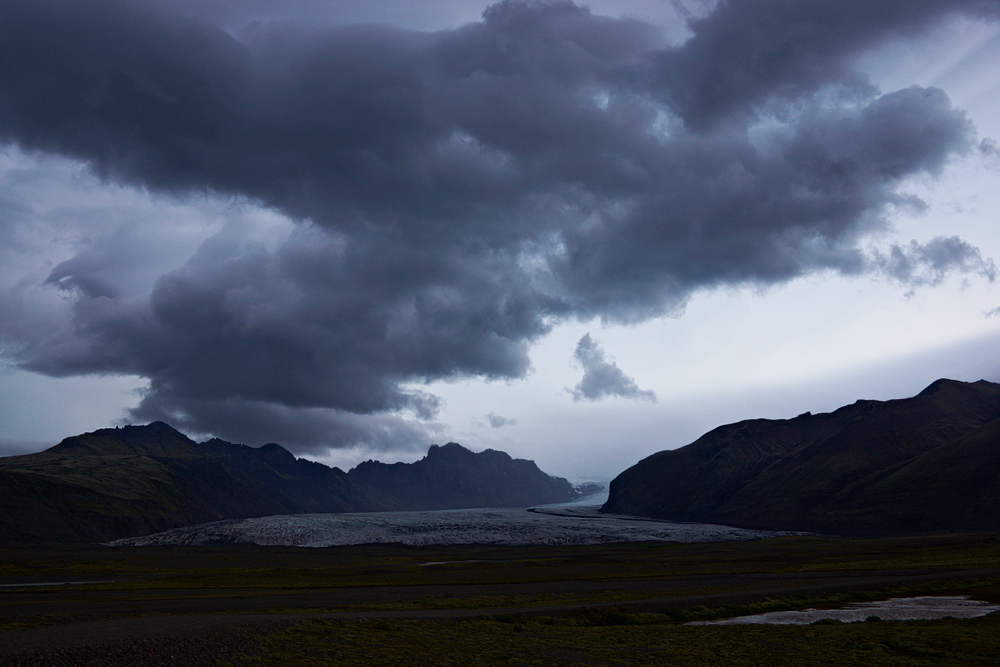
[0,423,580,543]
[603,379,1000,537]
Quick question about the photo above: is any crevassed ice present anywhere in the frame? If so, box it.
[108,504,804,547]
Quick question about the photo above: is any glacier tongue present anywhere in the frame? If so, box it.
[109,504,804,547]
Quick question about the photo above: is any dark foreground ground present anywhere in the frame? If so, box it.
[2,533,1000,665]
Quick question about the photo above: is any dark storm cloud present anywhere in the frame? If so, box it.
[142,0,489,32]
[0,0,996,449]
[658,0,1000,127]
[569,334,656,402]
[131,392,436,455]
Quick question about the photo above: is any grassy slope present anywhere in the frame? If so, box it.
[0,455,295,543]
[0,424,296,543]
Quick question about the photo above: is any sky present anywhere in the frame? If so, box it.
[1,0,999,481]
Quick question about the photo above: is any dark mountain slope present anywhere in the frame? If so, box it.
[196,438,366,514]
[45,421,207,458]
[824,416,1000,534]
[0,423,579,543]
[348,442,578,510]
[602,379,1000,536]
[0,423,298,543]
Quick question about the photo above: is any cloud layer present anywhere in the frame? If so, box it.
[0,0,996,450]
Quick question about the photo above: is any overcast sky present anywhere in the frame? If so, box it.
[1,0,999,480]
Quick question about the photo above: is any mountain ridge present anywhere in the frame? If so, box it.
[349,442,577,511]
[0,423,581,543]
[602,378,1000,536]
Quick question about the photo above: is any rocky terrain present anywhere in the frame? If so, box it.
[602,378,1000,536]
[0,422,581,543]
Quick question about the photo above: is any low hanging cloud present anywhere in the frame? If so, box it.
[0,0,997,451]
[569,334,656,402]
[486,412,517,428]
[872,236,996,287]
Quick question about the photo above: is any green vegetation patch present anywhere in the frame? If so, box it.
[256,612,1000,666]
[4,533,1000,585]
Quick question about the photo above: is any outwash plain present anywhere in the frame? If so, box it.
[108,504,802,548]
[2,533,1000,665]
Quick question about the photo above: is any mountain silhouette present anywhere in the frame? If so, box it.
[0,423,578,543]
[602,379,1000,536]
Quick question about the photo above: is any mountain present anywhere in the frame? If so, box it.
[0,423,579,544]
[348,442,578,510]
[197,438,365,514]
[602,379,1000,537]
[0,422,298,544]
